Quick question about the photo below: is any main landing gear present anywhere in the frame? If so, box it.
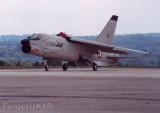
[43,59,69,71]
[92,63,98,71]
[62,63,68,71]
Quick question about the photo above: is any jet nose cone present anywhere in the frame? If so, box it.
[21,39,31,53]
[21,39,30,46]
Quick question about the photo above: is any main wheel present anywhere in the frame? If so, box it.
[62,63,68,71]
[93,63,98,71]
[45,65,49,71]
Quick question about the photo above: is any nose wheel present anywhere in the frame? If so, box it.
[45,65,49,71]
[93,63,98,71]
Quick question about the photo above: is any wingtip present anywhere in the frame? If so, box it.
[111,15,118,21]
[144,52,152,55]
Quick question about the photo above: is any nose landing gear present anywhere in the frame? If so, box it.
[44,59,49,71]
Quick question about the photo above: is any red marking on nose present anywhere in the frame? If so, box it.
[31,46,39,52]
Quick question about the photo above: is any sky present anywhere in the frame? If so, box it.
[0,0,160,36]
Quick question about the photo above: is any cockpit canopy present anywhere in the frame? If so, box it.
[28,34,41,40]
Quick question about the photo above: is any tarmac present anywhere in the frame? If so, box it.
[0,67,160,113]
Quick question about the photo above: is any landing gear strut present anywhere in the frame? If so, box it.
[92,63,98,71]
[44,59,49,71]
[62,63,68,71]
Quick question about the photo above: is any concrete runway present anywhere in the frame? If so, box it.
[0,67,160,113]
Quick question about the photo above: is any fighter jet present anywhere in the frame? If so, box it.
[21,15,151,71]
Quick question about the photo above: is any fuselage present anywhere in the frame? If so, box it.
[21,33,119,66]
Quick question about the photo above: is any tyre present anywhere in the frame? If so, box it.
[45,65,49,71]
[93,63,98,71]
[62,63,68,71]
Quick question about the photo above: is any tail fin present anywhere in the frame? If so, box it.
[95,15,118,45]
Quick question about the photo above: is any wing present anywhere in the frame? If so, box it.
[56,32,151,55]
[68,36,151,55]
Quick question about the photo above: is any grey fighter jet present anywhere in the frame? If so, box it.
[21,15,151,71]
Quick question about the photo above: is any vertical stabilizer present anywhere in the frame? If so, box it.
[95,15,118,45]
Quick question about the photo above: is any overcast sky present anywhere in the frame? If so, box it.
[0,0,159,35]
